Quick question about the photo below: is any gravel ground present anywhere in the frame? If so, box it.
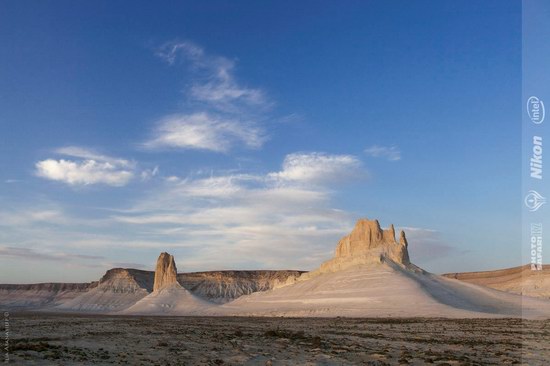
[3,313,550,365]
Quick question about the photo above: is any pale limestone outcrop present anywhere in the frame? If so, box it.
[333,219,410,265]
[153,252,178,292]
[179,270,305,303]
[288,218,412,284]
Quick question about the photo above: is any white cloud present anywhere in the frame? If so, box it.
[0,208,68,227]
[364,145,401,161]
[35,147,135,187]
[157,41,266,110]
[4,151,368,275]
[171,174,258,199]
[189,77,266,109]
[55,146,133,167]
[269,152,363,184]
[147,40,270,152]
[141,166,159,181]
[110,152,365,270]
[0,245,104,261]
[144,112,265,152]
[156,41,205,65]
[36,159,133,187]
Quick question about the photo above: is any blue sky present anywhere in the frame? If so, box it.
[0,1,525,282]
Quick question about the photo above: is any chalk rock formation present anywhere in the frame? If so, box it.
[334,219,409,264]
[0,267,306,310]
[293,218,412,283]
[153,252,178,292]
[178,270,305,303]
[0,282,96,310]
[55,268,153,313]
[333,218,409,265]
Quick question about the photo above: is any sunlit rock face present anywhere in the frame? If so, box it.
[333,218,410,265]
[153,252,178,292]
[291,218,412,283]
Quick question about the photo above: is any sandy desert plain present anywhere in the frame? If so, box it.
[5,313,550,365]
[3,219,550,365]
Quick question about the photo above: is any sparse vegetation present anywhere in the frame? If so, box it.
[6,314,550,365]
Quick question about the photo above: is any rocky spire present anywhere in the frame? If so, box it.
[153,252,178,292]
[382,224,396,243]
[399,230,410,264]
[334,218,410,265]
[399,230,408,246]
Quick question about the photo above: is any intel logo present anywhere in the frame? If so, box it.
[527,96,545,125]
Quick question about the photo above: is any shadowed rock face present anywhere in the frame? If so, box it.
[0,267,305,309]
[99,268,154,293]
[178,270,306,303]
[153,252,178,292]
[399,230,410,264]
[54,268,154,312]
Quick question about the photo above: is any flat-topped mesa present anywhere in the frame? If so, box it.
[153,252,178,292]
[334,218,410,265]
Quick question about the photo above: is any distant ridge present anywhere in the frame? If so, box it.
[443,264,550,299]
[2,217,550,318]
[0,268,304,310]
[215,218,550,318]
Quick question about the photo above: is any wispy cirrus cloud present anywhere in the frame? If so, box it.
[35,147,135,187]
[111,152,365,270]
[364,145,401,161]
[0,208,67,227]
[108,262,149,270]
[54,146,133,167]
[156,40,267,110]
[146,40,270,152]
[268,152,364,184]
[140,166,159,181]
[0,245,152,275]
[144,112,265,152]
[0,245,104,262]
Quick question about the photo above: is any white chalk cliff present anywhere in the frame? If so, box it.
[55,268,152,312]
[284,218,415,285]
[3,217,550,318]
[216,219,550,319]
[122,252,210,315]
